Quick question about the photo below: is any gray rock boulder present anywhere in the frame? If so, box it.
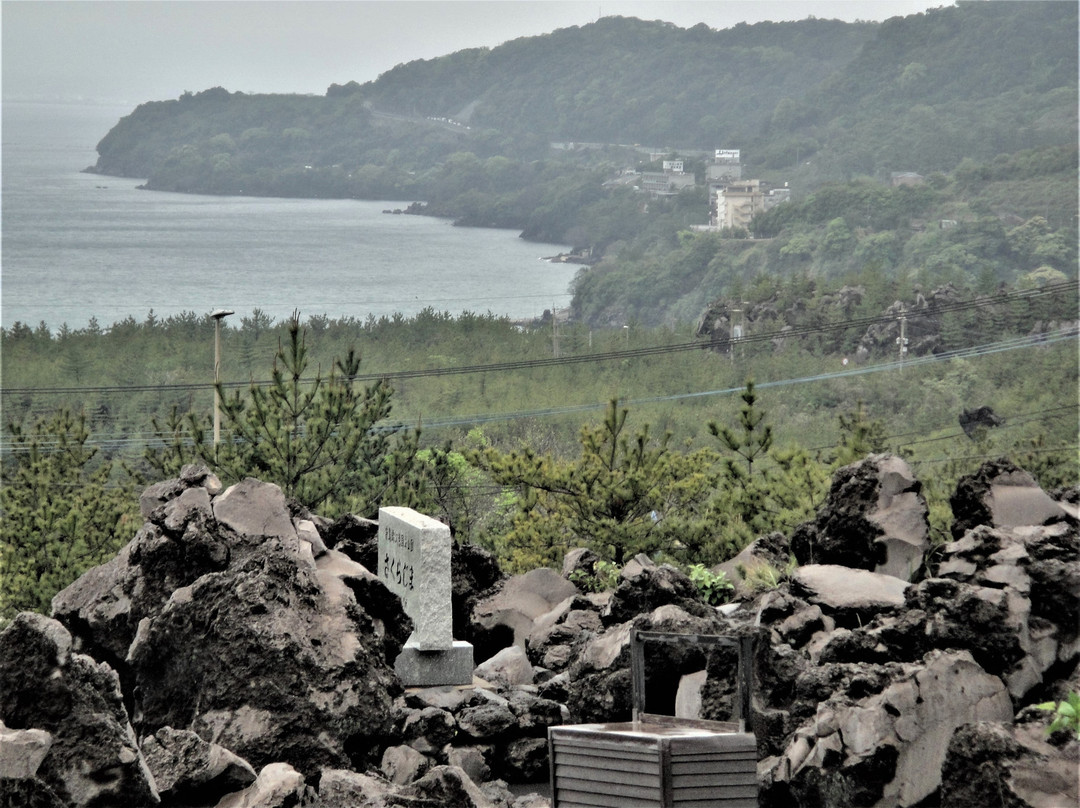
[401,705,457,757]
[124,535,406,776]
[560,547,600,580]
[308,768,394,807]
[380,744,430,785]
[940,721,1079,808]
[715,532,792,600]
[447,746,490,786]
[212,478,297,541]
[525,604,602,673]
[140,726,257,805]
[761,650,1013,807]
[0,721,52,780]
[52,471,239,675]
[395,765,499,808]
[214,762,308,808]
[456,699,518,743]
[790,454,930,580]
[472,568,579,650]
[474,645,535,688]
[51,477,411,778]
[950,458,1073,539]
[790,565,909,626]
[601,554,713,626]
[0,613,158,808]
[935,521,1079,699]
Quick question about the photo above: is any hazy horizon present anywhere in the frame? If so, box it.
[4,0,947,107]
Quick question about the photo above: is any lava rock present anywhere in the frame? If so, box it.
[0,613,158,808]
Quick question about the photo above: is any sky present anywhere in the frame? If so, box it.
[3,0,949,106]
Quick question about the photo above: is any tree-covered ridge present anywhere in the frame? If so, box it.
[89,3,1076,201]
[363,15,876,147]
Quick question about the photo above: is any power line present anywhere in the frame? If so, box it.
[3,330,1075,454]
[3,280,1076,397]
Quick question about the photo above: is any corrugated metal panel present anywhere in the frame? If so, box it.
[669,777,756,799]
[552,630,759,808]
[557,788,661,808]
[672,773,758,790]
[671,758,758,776]
[552,737,662,808]
[550,724,758,808]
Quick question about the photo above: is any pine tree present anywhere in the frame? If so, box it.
[834,400,889,466]
[146,312,421,516]
[471,400,720,570]
[706,380,828,548]
[710,379,773,481]
[1,409,140,622]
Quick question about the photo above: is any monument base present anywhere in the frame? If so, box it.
[394,641,475,687]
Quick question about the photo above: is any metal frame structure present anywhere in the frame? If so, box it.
[547,629,758,808]
[630,629,754,731]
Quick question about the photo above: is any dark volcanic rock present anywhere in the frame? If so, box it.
[760,650,1013,808]
[958,405,1005,438]
[940,721,1079,808]
[126,537,404,775]
[0,775,66,808]
[140,726,257,806]
[0,613,158,808]
[8,459,1077,808]
[790,564,908,627]
[472,567,579,652]
[50,477,411,779]
[392,765,496,808]
[950,458,1071,539]
[567,605,727,724]
[790,454,929,580]
[452,541,507,651]
[601,554,712,626]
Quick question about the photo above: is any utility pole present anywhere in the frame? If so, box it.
[211,308,234,450]
[552,305,559,358]
[730,304,747,360]
[896,313,909,372]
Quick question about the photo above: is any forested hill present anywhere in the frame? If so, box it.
[86,2,1077,328]
[92,2,1076,191]
[353,15,876,148]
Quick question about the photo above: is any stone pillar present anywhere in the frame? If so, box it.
[378,506,474,686]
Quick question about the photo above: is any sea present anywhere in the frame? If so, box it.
[1,101,576,333]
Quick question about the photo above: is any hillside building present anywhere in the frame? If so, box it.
[706,149,742,183]
[639,169,697,195]
[891,171,925,187]
[709,179,790,231]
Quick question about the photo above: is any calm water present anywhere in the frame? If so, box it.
[1,101,575,332]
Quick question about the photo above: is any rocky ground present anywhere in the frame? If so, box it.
[1,456,1076,807]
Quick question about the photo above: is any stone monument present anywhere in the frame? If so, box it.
[378,506,474,686]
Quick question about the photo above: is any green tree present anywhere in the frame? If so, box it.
[710,380,773,481]
[471,400,720,571]
[833,400,889,465]
[706,380,828,548]
[1,409,140,622]
[146,313,421,517]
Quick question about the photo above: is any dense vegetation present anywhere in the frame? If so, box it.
[3,273,1076,617]
[86,3,1077,327]
[3,2,1077,619]
[574,145,1078,326]
[93,4,1076,189]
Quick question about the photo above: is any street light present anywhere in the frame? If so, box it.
[211,309,234,449]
